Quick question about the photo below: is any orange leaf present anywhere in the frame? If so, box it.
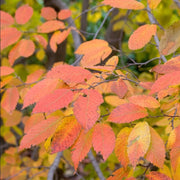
[102,0,144,10]
[146,171,172,180]
[128,24,157,50]
[1,87,19,113]
[19,116,60,150]
[127,122,151,167]
[74,89,103,130]
[25,69,44,84]
[145,127,165,168]
[92,123,115,160]
[58,9,72,20]
[34,34,48,48]
[1,27,22,51]
[115,127,132,168]
[0,66,14,76]
[51,116,81,153]
[108,103,148,124]
[148,0,162,9]
[128,95,160,108]
[150,71,180,94]
[23,78,59,108]
[75,39,112,66]
[46,64,92,87]
[37,20,65,33]
[41,7,57,20]
[0,11,14,28]
[139,81,153,90]
[33,89,74,113]
[15,5,33,24]
[107,168,130,180]
[111,79,128,98]
[71,129,93,170]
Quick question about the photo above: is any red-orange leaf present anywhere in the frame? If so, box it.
[127,122,151,167]
[75,39,112,66]
[19,116,60,150]
[37,20,65,33]
[108,103,148,124]
[58,9,72,20]
[0,11,14,28]
[102,0,145,10]
[148,0,162,9]
[33,89,74,113]
[128,95,160,108]
[25,69,44,84]
[71,129,93,170]
[1,27,22,51]
[34,34,48,49]
[115,127,132,168]
[150,71,180,94]
[145,127,165,168]
[92,123,115,160]
[1,87,19,113]
[15,5,33,24]
[46,64,92,87]
[0,66,14,76]
[128,24,157,50]
[146,171,172,180]
[41,7,57,20]
[74,89,103,129]
[51,116,81,153]
[107,168,130,180]
[23,78,59,108]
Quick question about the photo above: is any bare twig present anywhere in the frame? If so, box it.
[173,0,180,8]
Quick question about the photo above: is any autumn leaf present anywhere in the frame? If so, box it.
[108,103,148,124]
[102,0,145,10]
[115,127,132,168]
[1,87,19,114]
[0,66,14,76]
[148,0,162,9]
[25,69,44,84]
[58,9,72,20]
[127,122,151,167]
[105,95,128,107]
[170,144,180,173]
[15,5,33,24]
[51,116,81,153]
[41,7,57,20]
[71,129,93,170]
[74,89,103,129]
[0,11,14,28]
[107,168,130,180]
[37,20,65,33]
[33,34,48,49]
[19,116,60,150]
[92,123,115,160]
[128,24,157,50]
[146,171,172,180]
[145,127,165,168]
[75,39,112,66]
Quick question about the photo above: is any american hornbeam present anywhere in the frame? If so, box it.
[0,0,180,179]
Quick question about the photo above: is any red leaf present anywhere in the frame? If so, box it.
[108,103,148,124]
[102,0,145,10]
[1,27,22,50]
[128,24,157,50]
[19,116,60,150]
[92,123,115,160]
[33,89,74,113]
[34,34,48,49]
[150,71,180,94]
[41,7,57,20]
[71,129,93,170]
[15,5,33,24]
[107,168,130,180]
[25,69,44,84]
[0,66,14,76]
[23,78,59,108]
[37,20,65,33]
[58,9,72,20]
[46,64,92,87]
[1,87,19,113]
[51,116,81,153]
[74,89,103,130]
[146,171,172,180]
[0,11,14,28]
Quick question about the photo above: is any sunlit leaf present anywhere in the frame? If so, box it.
[146,171,172,180]
[58,9,72,20]
[34,34,48,49]
[41,7,57,20]
[0,11,14,28]
[0,66,14,76]
[148,0,162,9]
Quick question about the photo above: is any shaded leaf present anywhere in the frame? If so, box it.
[75,39,112,66]
[33,89,74,113]
[139,81,153,90]
[41,7,57,20]
[74,89,103,129]
[0,66,14,76]
[128,24,157,50]
[102,0,145,9]
[108,103,148,124]
[0,11,14,28]
[51,116,81,153]
[146,171,172,180]
[19,116,60,150]
[34,34,48,49]
[127,122,151,167]
[92,123,115,160]
[107,168,130,180]
[15,5,33,24]
[148,0,162,9]
[58,9,72,20]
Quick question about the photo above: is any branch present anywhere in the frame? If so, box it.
[88,150,105,180]
[173,0,180,8]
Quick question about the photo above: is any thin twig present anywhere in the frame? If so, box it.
[173,0,180,8]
